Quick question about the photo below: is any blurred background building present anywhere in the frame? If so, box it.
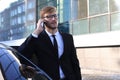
[0,0,120,79]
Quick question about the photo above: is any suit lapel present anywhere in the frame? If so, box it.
[40,31,68,59]
[40,30,58,59]
[60,32,67,58]
[42,30,53,47]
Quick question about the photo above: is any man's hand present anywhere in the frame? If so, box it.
[33,19,44,35]
[19,64,37,78]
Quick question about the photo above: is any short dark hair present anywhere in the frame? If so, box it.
[40,6,57,19]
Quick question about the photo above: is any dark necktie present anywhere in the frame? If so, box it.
[52,35,58,57]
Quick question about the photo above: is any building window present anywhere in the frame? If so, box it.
[18,16,22,24]
[18,6,22,13]
[72,19,89,35]
[78,0,88,19]
[110,0,120,12]
[90,15,109,33]
[27,1,34,9]
[111,13,120,30]
[89,0,108,16]
[27,13,34,21]
[22,15,25,23]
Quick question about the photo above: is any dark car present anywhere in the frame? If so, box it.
[0,43,52,80]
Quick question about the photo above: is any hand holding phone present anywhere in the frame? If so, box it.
[40,21,47,29]
[33,19,45,35]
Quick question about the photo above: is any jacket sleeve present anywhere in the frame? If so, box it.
[17,34,37,66]
[70,35,82,80]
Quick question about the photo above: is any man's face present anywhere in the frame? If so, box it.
[43,12,58,29]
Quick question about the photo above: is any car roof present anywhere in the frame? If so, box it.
[0,38,25,46]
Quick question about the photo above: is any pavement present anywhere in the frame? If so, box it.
[82,69,120,80]
[82,74,120,80]
[0,68,120,80]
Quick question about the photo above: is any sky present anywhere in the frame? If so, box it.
[0,0,17,12]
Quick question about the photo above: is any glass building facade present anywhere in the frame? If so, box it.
[70,0,120,35]
[0,0,120,40]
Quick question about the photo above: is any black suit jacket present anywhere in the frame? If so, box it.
[18,30,82,80]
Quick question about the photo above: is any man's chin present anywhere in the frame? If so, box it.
[46,25,57,30]
[51,27,57,30]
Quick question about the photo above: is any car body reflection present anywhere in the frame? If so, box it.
[0,43,25,80]
[0,43,52,80]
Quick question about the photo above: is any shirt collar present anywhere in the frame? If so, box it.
[45,29,59,37]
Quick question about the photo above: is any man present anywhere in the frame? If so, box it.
[18,6,82,80]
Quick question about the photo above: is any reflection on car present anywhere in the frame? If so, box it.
[0,43,52,80]
[0,43,25,80]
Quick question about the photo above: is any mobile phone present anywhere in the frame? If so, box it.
[41,22,44,28]
[41,21,47,28]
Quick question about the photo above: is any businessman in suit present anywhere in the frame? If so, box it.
[18,6,82,80]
